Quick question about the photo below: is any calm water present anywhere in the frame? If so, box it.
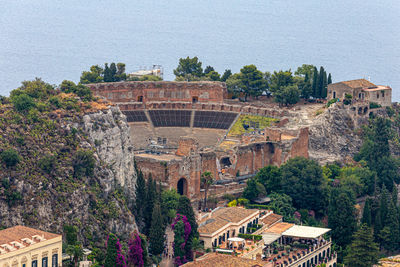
[1,0,399,99]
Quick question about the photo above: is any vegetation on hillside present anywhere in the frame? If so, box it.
[0,78,134,253]
[240,115,400,266]
[173,57,332,104]
[228,114,278,136]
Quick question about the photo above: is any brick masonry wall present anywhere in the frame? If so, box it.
[87,81,227,103]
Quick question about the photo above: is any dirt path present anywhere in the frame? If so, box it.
[159,226,174,267]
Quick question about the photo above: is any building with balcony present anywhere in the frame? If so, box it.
[198,207,273,249]
[196,206,337,267]
[261,223,336,267]
[0,226,62,267]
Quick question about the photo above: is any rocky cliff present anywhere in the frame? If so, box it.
[308,104,366,164]
[78,106,136,199]
[0,89,137,245]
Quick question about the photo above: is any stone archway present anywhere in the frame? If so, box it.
[177,177,188,195]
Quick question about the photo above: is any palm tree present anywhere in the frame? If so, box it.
[191,238,203,262]
[66,244,83,267]
[201,171,214,211]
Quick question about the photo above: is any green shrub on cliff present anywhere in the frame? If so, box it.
[73,149,95,178]
[11,93,36,113]
[0,149,20,168]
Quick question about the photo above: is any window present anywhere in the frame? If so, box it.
[377,93,379,99]
[382,91,385,97]
[52,254,58,267]
[32,260,37,267]
[42,257,48,267]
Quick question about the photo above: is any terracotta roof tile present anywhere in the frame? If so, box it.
[262,213,283,227]
[340,79,376,89]
[0,226,60,254]
[264,222,294,234]
[182,253,267,267]
[198,207,259,235]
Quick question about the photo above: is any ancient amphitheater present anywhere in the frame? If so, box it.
[88,81,310,204]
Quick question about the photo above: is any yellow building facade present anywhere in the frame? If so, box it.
[0,226,62,267]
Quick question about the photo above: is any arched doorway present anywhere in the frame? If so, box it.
[177,178,188,195]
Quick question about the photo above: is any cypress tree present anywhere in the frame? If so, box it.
[149,203,165,255]
[328,187,357,247]
[392,184,398,205]
[327,73,332,84]
[110,63,117,82]
[344,224,379,267]
[321,69,328,98]
[380,185,390,224]
[374,209,383,241]
[304,72,309,83]
[143,174,156,236]
[317,66,325,98]
[311,67,318,98]
[382,199,400,251]
[135,170,146,230]
[104,63,112,82]
[361,198,372,226]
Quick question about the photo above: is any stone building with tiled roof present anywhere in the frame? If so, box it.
[198,207,265,248]
[0,226,62,267]
[327,78,392,107]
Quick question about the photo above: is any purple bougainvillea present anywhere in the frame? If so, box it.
[172,214,192,266]
[127,232,144,267]
[115,239,127,267]
[104,233,127,267]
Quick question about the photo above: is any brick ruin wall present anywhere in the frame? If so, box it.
[87,81,227,104]
[135,155,201,198]
[135,128,309,199]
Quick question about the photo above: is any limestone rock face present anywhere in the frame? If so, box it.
[0,103,137,246]
[80,106,137,199]
[309,105,366,164]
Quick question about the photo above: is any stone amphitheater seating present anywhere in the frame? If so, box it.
[193,111,237,129]
[123,110,148,122]
[149,110,191,127]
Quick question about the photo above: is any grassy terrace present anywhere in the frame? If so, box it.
[228,115,278,137]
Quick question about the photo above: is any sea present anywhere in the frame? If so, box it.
[1,0,399,100]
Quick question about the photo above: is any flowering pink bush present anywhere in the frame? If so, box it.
[128,232,144,267]
[172,214,192,266]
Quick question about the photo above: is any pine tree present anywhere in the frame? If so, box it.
[221,69,232,82]
[177,196,199,261]
[104,63,112,82]
[104,233,126,267]
[311,66,318,98]
[110,63,117,82]
[327,73,332,84]
[362,198,372,226]
[143,174,156,236]
[135,170,146,230]
[344,224,379,267]
[149,203,165,255]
